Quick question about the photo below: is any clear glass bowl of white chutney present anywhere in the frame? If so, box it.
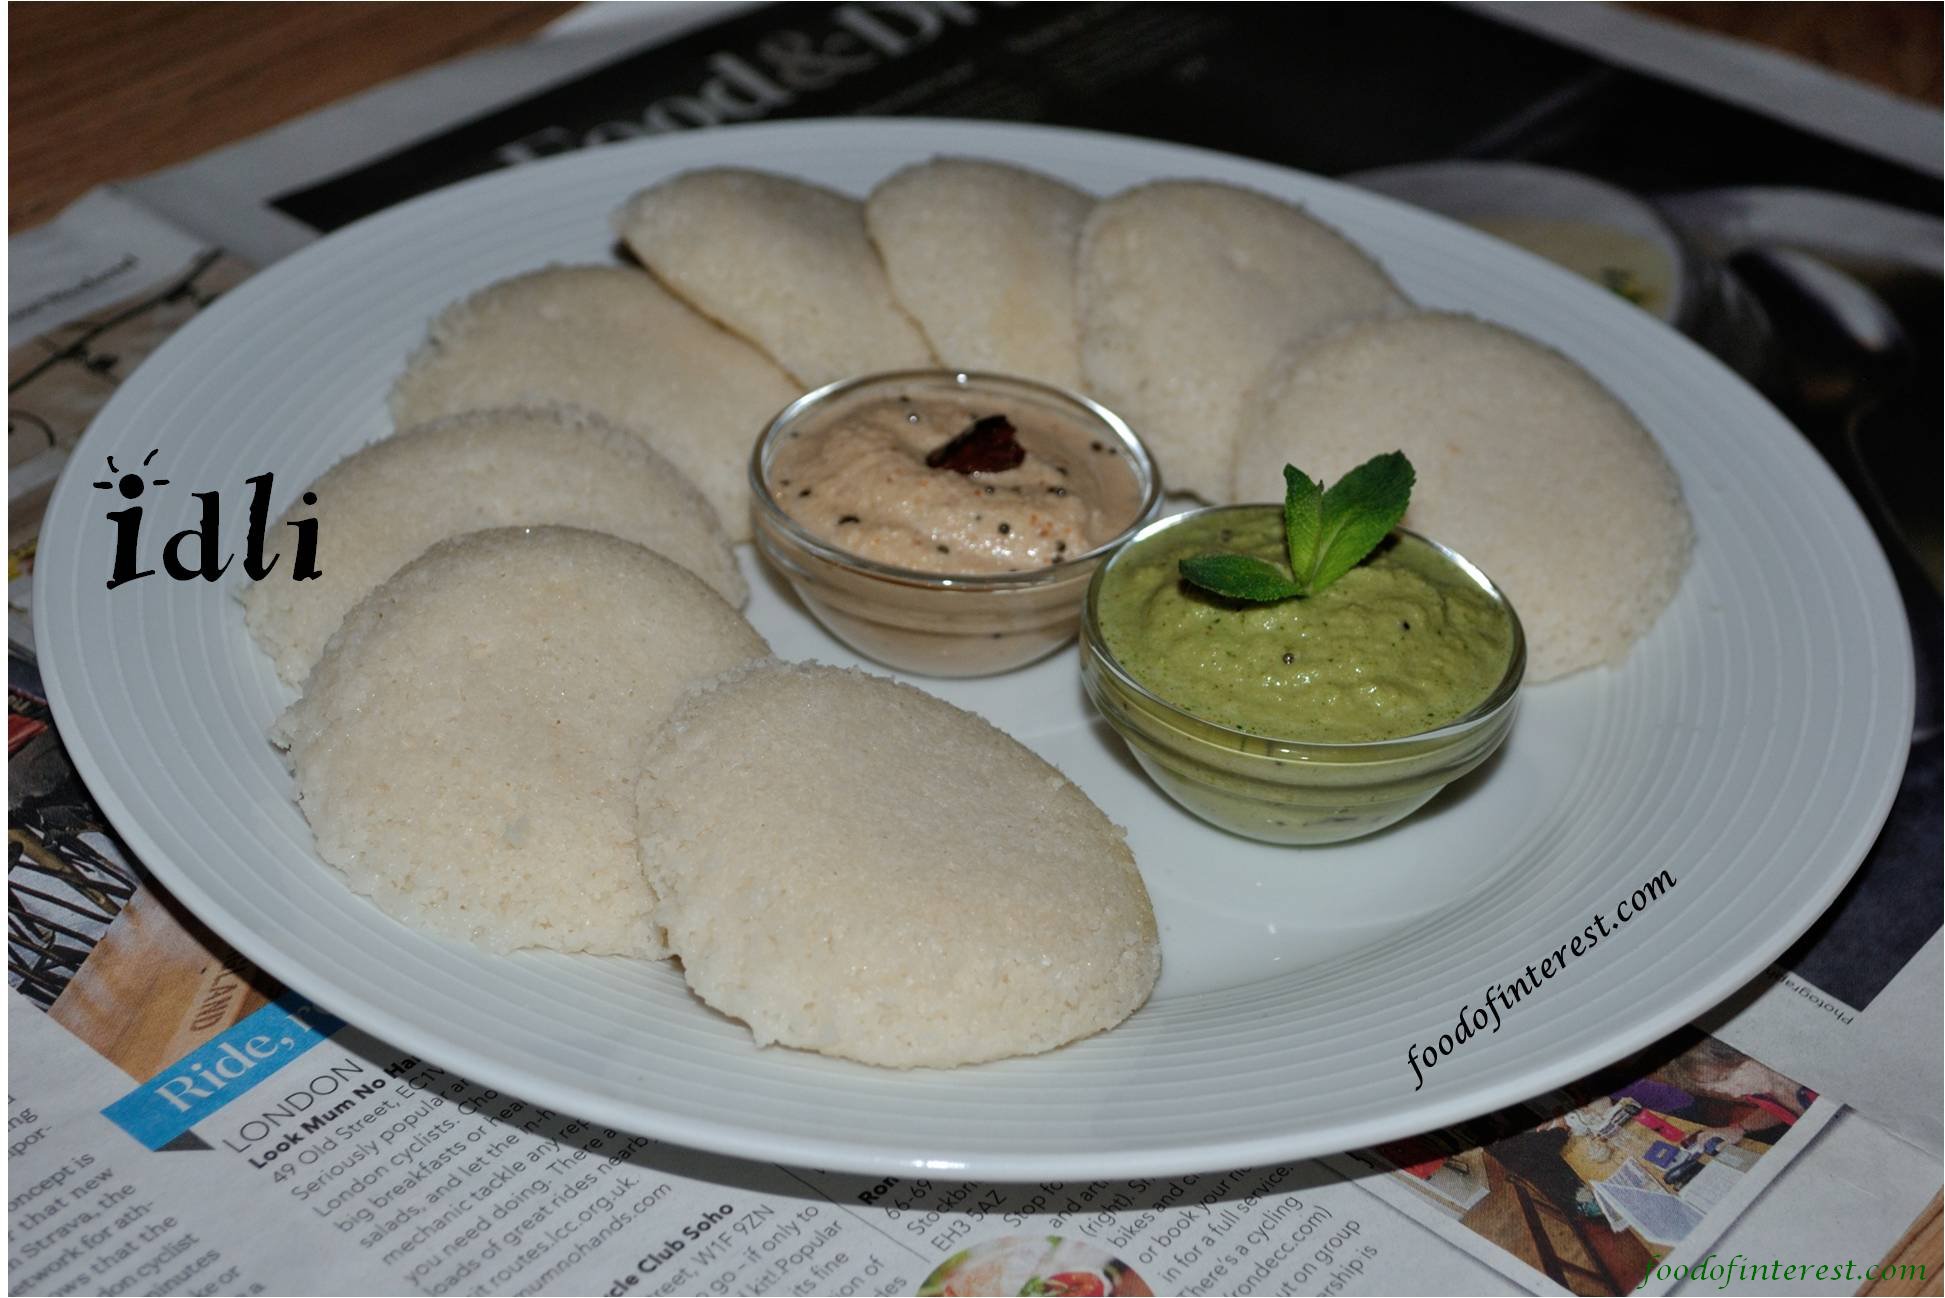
[751,370,1162,677]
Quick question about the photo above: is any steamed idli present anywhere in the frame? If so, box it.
[243,406,744,686]
[1078,180,1407,501]
[390,265,799,539]
[637,662,1159,1068]
[865,158,1093,390]
[274,527,768,956]
[615,168,935,387]
[1229,313,1692,681]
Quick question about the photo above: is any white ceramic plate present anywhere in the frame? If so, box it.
[35,121,1911,1178]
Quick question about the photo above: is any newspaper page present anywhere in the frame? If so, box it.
[10,999,1511,1297]
[1682,1110,1944,1298]
[11,5,1940,1296]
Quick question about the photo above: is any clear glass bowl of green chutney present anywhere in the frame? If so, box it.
[1080,504,1526,845]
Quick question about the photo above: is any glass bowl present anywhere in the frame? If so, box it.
[1079,506,1526,844]
[751,370,1162,677]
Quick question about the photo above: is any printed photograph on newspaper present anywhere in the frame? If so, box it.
[1337,1030,1837,1297]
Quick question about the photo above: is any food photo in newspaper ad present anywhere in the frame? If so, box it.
[9,4,1941,1296]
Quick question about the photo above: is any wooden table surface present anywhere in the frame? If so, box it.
[7,4,1940,1294]
[9,1,575,232]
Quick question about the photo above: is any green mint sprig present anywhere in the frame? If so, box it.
[1178,452,1414,602]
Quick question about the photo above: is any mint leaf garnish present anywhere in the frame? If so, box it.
[1283,464,1322,585]
[1177,553,1302,602]
[1178,451,1414,602]
[1304,451,1414,592]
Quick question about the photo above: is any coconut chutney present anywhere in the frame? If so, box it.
[766,389,1144,575]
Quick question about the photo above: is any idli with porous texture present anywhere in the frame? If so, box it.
[1078,180,1407,501]
[273,527,768,957]
[1230,313,1692,681]
[390,265,799,539]
[615,168,936,387]
[866,158,1093,390]
[637,662,1160,1068]
[243,405,744,687]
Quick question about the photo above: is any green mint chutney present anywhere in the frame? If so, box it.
[1097,509,1514,744]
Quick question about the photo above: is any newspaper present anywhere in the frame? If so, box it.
[10,5,1940,1295]
[11,1001,1520,1298]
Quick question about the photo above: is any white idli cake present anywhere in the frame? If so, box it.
[865,158,1093,390]
[1230,313,1693,681]
[637,662,1160,1068]
[273,527,768,956]
[390,264,799,539]
[242,406,744,686]
[615,168,936,387]
[1077,179,1407,501]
